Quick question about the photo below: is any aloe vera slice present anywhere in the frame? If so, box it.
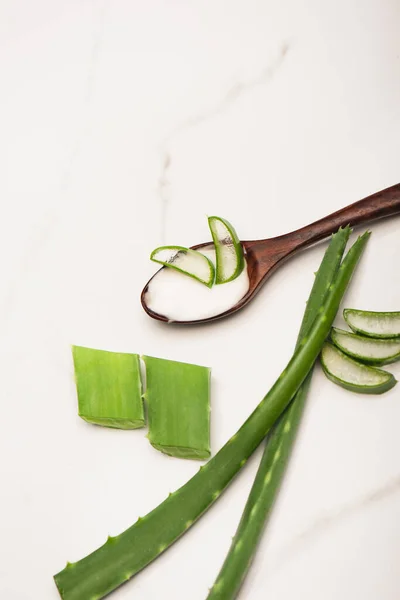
[321,342,396,394]
[142,355,211,460]
[72,346,145,429]
[344,308,400,339]
[331,327,400,365]
[150,246,215,287]
[208,216,244,284]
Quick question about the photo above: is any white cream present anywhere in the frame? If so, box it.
[144,246,250,322]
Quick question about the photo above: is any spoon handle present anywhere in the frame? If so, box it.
[285,182,400,249]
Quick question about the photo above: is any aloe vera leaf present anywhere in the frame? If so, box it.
[207,216,244,284]
[344,308,400,338]
[331,327,400,365]
[150,245,215,287]
[72,346,145,430]
[207,226,351,599]
[321,341,396,394]
[142,355,211,460]
[54,232,369,600]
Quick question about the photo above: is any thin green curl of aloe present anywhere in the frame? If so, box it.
[150,216,244,287]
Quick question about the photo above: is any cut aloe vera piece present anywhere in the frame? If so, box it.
[72,346,145,429]
[142,355,211,460]
[150,246,215,287]
[208,216,244,284]
[331,327,400,365]
[344,308,400,339]
[320,342,396,394]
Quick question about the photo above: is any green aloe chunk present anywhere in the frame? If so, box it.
[331,327,400,365]
[72,345,145,429]
[208,216,244,284]
[142,355,211,460]
[344,308,400,338]
[321,341,396,394]
[207,226,352,599]
[150,245,215,287]
[54,232,369,600]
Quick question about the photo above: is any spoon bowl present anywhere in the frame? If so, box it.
[141,183,400,324]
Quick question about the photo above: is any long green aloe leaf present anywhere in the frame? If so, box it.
[207,226,351,600]
[54,231,369,600]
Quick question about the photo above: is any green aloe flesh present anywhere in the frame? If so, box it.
[331,327,400,365]
[54,232,369,600]
[208,216,244,284]
[72,346,145,430]
[207,226,352,600]
[344,308,400,339]
[150,245,215,287]
[142,355,211,460]
[321,342,396,394]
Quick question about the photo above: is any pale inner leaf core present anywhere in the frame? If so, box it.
[153,247,213,283]
[213,219,238,280]
[145,245,249,322]
[335,331,400,359]
[349,312,400,335]
[323,345,388,385]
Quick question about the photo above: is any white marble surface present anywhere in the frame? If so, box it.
[1,1,400,599]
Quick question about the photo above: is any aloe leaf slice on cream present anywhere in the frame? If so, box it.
[150,246,215,288]
[321,342,396,394]
[208,216,244,284]
[331,327,400,365]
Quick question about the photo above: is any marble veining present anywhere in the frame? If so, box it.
[272,474,400,571]
[157,43,289,242]
[0,1,109,335]
[1,1,400,599]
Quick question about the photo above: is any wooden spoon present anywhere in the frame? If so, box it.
[141,183,400,324]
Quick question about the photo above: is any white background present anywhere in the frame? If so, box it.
[1,1,399,599]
